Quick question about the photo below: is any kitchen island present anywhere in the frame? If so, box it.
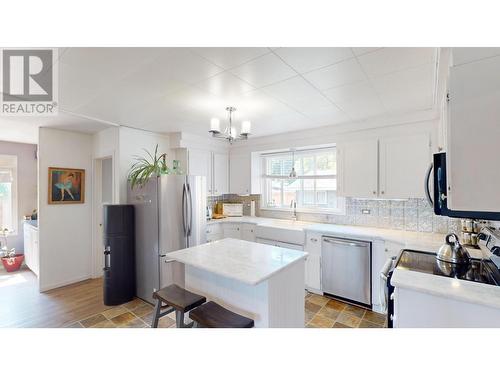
[166,238,308,327]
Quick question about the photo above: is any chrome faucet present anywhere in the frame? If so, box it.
[290,200,297,221]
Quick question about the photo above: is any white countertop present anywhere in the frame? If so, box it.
[208,216,445,251]
[166,238,308,285]
[391,267,500,310]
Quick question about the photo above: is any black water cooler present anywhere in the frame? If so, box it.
[103,205,135,306]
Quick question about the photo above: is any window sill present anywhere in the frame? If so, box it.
[260,207,346,216]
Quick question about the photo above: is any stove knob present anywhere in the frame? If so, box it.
[492,246,500,256]
[478,232,489,242]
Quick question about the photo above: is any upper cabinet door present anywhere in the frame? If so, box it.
[229,153,250,195]
[338,139,379,198]
[213,152,229,195]
[379,133,431,199]
[447,54,500,212]
[188,148,212,194]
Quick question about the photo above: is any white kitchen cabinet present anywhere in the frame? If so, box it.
[222,223,241,239]
[338,139,378,198]
[338,134,431,199]
[241,223,256,242]
[188,148,212,195]
[446,54,500,212]
[186,148,228,196]
[304,232,321,292]
[206,223,223,243]
[379,133,431,199]
[229,153,251,195]
[23,222,39,276]
[213,152,229,195]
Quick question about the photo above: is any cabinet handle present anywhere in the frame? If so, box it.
[381,191,385,195]
[385,248,388,252]
[237,228,240,231]
[251,229,254,233]
[373,191,377,195]
[310,238,318,242]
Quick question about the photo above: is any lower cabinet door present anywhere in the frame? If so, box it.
[306,254,321,291]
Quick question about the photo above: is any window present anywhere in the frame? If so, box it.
[261,147,344,213]
[0,155,18,234]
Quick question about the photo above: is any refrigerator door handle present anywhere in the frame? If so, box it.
[182,183,187,235]
[104,246,111,269]
[187,182,193,237]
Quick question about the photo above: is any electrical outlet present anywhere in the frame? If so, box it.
[361,209,371,215]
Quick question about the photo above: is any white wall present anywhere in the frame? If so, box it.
[38,128,93,291]
[118,127,171,203]
[0,141,37,253]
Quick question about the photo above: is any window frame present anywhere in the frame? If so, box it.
[259,147,345,215]
[0,155,18,236]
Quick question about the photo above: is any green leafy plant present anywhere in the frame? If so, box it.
[128,145,170,189]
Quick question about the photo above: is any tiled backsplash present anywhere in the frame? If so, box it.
[208,195,499,234]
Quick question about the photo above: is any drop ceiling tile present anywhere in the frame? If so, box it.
[303,58,366,90]
[451,47,500,66]
[357,47,437,78]
[323,81,386,120]
[371,63,435,113]
[351,47,382,56]
[230,53,298,88]
[191,47,270,69]
[232,89,294,118]
[303,104,350,127]
[274,47,353,73]
[252,112,313,136]
[261,76,331,111]
[195,72,256,98]
[152,48,224,85]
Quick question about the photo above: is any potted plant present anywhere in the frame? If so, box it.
[0,228,24,272]
[128,144,170,189]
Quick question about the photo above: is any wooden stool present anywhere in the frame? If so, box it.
[152,284,206,328]
[189,301,254,328]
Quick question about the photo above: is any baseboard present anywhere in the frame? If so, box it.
[39,274,92,292]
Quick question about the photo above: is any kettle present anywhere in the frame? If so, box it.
[436,233,470,264]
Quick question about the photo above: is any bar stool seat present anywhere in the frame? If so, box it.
[189,301,254,328]
[152,284,206,328]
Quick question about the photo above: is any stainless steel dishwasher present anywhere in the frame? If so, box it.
[321,236,372,307]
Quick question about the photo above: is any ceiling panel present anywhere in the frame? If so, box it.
[274,47,353,73]
[230,53,298,88]
[261,76,331,112]
[357,47,437,78]
[371,63,435,113]
[323,81,386,120]
[351,47,382,56]
[303,58,367,90]
[191,47,270,69]
[195,72,256,98]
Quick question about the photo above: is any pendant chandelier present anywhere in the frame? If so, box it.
[209,107,251,144]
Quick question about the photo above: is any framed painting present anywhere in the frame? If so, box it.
[48,167,85,204]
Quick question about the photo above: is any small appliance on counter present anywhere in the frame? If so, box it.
[382,228,500,328]
[222,203,243,217]
[103,204,136,306]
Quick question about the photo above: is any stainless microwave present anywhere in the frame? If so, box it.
[425,153,500,220]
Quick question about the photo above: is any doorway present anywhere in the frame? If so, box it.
[92,156,114,278]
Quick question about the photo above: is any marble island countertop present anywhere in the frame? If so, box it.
[208,216,445,251]
[166,238,308,285]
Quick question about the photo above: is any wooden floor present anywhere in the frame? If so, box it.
[0,267,108,328]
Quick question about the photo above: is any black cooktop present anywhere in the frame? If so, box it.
[395,250,500,286]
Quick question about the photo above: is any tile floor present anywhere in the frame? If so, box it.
[305,293,387,328]
[65,298,176,328]
[67,293,386,328]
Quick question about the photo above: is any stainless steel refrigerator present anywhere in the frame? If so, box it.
[128,175,206,304]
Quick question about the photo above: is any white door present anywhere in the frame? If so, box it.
[213,152,229,195]
[338,139,379,198]
[95,157,113,277]
[229,153,250,195]
[379,133,431,199]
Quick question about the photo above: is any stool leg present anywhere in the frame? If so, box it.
[175,310,185,328]
[152,300,162,328]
